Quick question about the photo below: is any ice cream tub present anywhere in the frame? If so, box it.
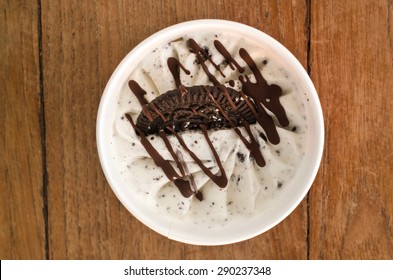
[97,19,324,245]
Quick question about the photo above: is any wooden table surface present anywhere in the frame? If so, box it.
[1,0,393,260]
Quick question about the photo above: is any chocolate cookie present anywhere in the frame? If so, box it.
[136,85,257,135]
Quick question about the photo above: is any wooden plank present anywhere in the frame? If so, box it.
[42,0,308,259]
[309,0,393,259]
[0,0,46,259]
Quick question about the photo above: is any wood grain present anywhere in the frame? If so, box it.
[309,0,393,259]
[41,0,308,259]
[0,0,46,259]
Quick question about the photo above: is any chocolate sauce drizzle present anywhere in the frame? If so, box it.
[239,48,289,144]
[203,85,265,167]
[167,57,190,88]
[125,89,203,200]
[125,38,289,200]
[214,40,245,73]
[188,38,224,85]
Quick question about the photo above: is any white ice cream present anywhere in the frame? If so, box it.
[110,32,307,228]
